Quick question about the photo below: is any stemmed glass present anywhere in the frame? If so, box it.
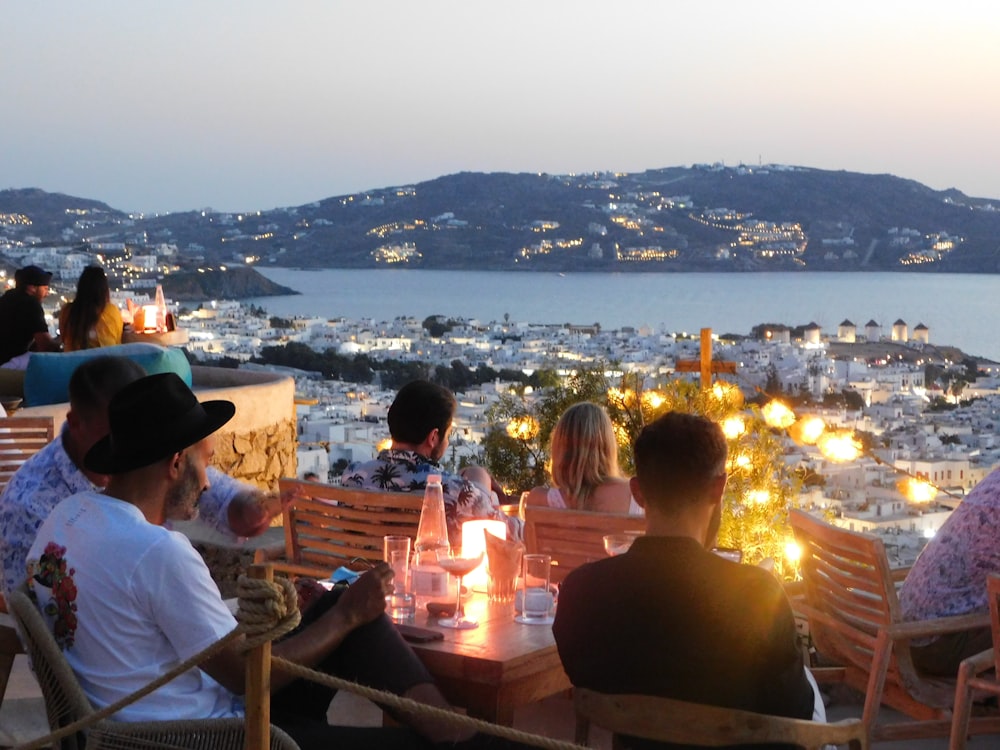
[436,548,485,629]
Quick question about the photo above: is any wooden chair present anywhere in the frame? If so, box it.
[8,585,299,750]
[0,416,54,707]
[0,415,54,491]
[789,509,1000,743]
[949,572,1000,750]
[574,688,869,749]
[255,479,423,579]
[522,504,643,583]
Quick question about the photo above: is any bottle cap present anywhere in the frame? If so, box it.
[427,473,442,484]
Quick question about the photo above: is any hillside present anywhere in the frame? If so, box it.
[3,164,1000,274]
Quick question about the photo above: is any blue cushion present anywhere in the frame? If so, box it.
[23,343,192,407]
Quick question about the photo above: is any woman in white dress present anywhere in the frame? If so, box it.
[523,402,641,515]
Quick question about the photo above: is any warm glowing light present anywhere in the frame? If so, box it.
[607,387,636,407]
[747,489,771,505]
[506,416,539,441]
[460,519,506,588]
[711,381,744,409]
[377,437,393,452]
[817,431,862,462]
[904,478,937,504]
[721,416,746,440]
[788,416,826,446]
[784,540,802,563]
[729,453,752,471]
[762,400,795,429]
[642,391,665,410]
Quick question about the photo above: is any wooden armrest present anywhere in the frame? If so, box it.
[252,544,287,565]
[890,566,911,582]
[886,611,992,639]
[959,647,996,678]
[268,561,337,581]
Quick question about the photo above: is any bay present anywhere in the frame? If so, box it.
[248,269,1000,362]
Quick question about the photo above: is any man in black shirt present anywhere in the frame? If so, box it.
[553,412,816,750]
[0,264,59,365]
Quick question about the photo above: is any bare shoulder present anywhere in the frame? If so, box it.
[524,486,549,507]
[589,478,634,514]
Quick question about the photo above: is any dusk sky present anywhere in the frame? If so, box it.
[5,1,999,214]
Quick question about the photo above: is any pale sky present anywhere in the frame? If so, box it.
[4,1,999,213]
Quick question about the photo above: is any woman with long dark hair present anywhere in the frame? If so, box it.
[58,266,123,351]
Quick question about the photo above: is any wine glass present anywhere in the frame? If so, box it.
[603,531,641,557]
[436,548,486,629]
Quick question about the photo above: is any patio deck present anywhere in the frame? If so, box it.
[2,653,997,749]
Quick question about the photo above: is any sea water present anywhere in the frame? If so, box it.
[248,269,1000,361]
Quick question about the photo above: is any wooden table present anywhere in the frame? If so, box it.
[406,594,570,725]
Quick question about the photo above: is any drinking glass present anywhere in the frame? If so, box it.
[383,535,415,623]
[517,553,553,624]
[603,531,641,557]
[436,547,485,629]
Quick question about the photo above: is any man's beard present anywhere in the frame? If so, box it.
[165,457,204,521]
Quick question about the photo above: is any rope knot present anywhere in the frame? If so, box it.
[235,575,301,650]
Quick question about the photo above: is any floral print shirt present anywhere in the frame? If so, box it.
[899,467,1000,631]
[341,449,518,545]
[0,425,243,597]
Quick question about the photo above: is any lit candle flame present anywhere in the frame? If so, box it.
[762,400,796,430]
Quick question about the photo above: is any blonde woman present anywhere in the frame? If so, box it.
[524,402,640,515]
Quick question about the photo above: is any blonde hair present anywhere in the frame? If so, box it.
[549,402,621,510]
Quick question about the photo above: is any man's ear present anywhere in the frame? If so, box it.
[629,476,647,510]
[166,450,185,478]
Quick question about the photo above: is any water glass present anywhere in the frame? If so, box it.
[383,535,415,623]
[519,553,552,623]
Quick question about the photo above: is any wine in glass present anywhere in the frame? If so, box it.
[436,548,486,629]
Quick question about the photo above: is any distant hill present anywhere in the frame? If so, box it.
[159,267,296,301]
[3,165,1000,274]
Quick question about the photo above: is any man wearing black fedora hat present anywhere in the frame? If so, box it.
[0,356,295,599]
[0,264,60,365]
[27,372,476,750]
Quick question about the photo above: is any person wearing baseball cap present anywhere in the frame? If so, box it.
[0,264,59,365]
[27,372,479,750]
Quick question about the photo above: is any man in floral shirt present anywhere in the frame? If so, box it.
[0,355,290,598]
[342,379,520,545]
[899,466,1000,675]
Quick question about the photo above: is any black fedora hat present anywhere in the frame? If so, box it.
[85,372,235,474]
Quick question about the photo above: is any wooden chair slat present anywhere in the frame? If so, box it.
[257,479,423,577]
[790,509,1000,744]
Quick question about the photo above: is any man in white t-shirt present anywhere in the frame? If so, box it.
[27,373,477,750]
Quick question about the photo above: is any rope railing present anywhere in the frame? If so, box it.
[15,573,586,750]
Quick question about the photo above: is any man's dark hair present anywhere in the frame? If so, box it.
[387,379,456,444]
[68,356,147,420]
[632,411,727,512]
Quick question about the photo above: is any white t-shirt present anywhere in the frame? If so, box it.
[27,491,240,721]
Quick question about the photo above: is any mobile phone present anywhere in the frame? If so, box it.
[712,547,743,563]
[395,624,445,643]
